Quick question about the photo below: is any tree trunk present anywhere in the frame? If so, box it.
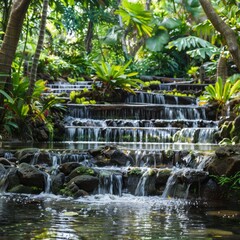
[199,0,240,71]
[217,53,228,83]
[84,20,94,54]
[0,0,31,120]
[27,0,49,102]
[1,0,13,40]
[0,0,31,87]
[145,0,151,10]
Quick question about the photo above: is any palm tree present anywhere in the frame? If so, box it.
[26,0,49,102]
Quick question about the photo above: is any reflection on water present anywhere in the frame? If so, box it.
[1,193,240,240]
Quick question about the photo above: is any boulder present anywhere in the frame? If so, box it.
[8,184,42,194]
[68,166,95,181]
[5,168,20,191]
[0,163,6,176]
[14,148,39,160]
[67,175,99,193]
[0,158,12,166]
[59,162,81,175]
[18,153,35,164]
[35,151,52,166]
[51,173,65,194]
[207,146,240,176]
[18,163,46,190]
[201,179,224,200]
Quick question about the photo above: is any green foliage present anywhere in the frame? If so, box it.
[213,172,240,191]
[168,36,219,59]
[92,60,144,94]
[0,72,65,139]
[203,77,240,107]
[133,51,183,77]
[129,167,142,176]
[144,80,161,87]
[76,166,95,176]
[69,90,96,104]
[115,0,153,37]
[218,116,240,145]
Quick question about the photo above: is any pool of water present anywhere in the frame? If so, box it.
[1,193,240,240]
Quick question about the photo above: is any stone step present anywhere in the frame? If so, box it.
[64,126,217,144]
[66,103,210,120]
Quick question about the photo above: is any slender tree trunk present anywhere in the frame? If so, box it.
[117,0,129,59]
[1,0,13,40]
[217,53,228,82]
[199,0,240,71]
[145,0,151,10]
[84,20,94,54]
[27,0,49,102]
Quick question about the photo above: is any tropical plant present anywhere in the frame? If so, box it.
[213,171,240,191]
[201,76,240,117]
[168,36,219,60]
[116,0,153,37]
[218,115,240,145]
[0,73,65,140]
[115,0,153,57]
[92,60,144,94]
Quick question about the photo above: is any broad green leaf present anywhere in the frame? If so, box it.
[146,31,169,52]
[161,18,182,30]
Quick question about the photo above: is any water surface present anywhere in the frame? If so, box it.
[1,193,240,240]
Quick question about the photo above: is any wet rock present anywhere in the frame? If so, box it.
[126,175,141,195]
[68,166,95,181]
[8,184,42,194]
[59,162,81,175]
[35,151,52,166]
[67,175,99,193]
[201,179,224,200]
[0,164,7,189]
[14,148,39,160]
[0,164,6,176]
[64,182,89,198]
[73,189,89,198]
[0,157,12,166]
[18,153,35,164]
[109,150,133,166]
[215,145,240,158]
[18,163,46,190]
[179,170,208,184]
[51,173,65,194]
[5,168,20,191]
[155,169,171,186]
[207,146,240,176]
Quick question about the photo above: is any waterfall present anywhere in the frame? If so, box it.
[162,169,179,198]
[135,170,148,196]
[98,171,123,196]
[44,172,52,193]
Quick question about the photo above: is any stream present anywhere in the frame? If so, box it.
[1,85,239,239]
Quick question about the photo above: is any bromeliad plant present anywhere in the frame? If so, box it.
[92,60,144,95]
[0,74,65,140]
[201,76,240,118]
